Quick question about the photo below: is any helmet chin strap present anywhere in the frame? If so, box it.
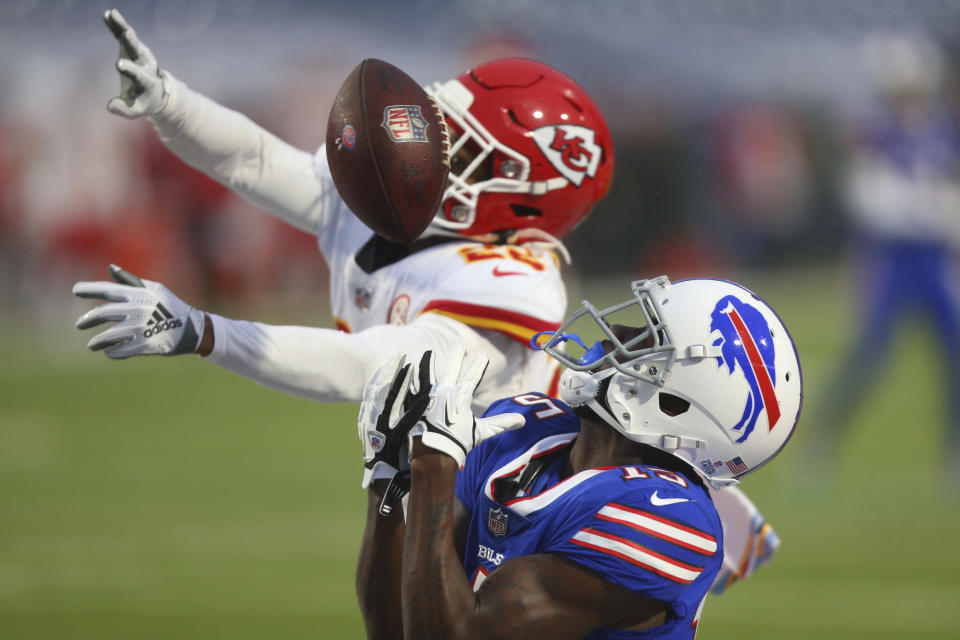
[559,368,622,432]
[562,369,668,448]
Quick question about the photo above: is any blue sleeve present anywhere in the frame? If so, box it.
[547,481,722,606]
[480,396,528,419]
[455,397,520,512]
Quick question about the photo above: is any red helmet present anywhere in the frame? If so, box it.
[426,58,614,239]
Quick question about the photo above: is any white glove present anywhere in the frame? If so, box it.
[358,353,430,489]
[413,349,525,467]
[73,265,205,358]
[103,8,168,118]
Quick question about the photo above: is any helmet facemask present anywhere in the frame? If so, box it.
[535,276,803,489]
[536,276,690,450]
[427,79,534,233]
[538,276,678,387]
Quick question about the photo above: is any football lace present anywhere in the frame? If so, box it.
[428,96,451,169]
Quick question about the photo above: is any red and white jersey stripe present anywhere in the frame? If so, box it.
[571,527,706,584]
[595,503,718,556]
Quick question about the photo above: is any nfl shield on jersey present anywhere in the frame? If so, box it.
[456,395,723,639]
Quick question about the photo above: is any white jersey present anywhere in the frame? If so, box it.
[311,146,567,408]
[147,73,565,410]
[312,149,565,334]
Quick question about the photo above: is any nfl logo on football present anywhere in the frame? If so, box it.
[487,507,508,537]
[381,105,429,143]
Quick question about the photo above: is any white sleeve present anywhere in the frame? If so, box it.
[146,72,336,235]
[203,312,512,406]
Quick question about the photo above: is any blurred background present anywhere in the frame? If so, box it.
[2,0,960,638]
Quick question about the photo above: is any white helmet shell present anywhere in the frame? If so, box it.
[548,277,802,488]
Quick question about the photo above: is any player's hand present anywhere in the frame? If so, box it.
[103,8,168,118]
[358,353,431,489]
[413,349,524,467]
[73,265,205,358]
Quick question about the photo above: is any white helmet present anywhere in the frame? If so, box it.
[538,276,803,488]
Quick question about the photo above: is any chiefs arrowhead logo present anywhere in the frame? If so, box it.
[531,125,602,187]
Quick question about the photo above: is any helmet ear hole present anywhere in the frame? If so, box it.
[510,204,543,218]
[658,393,690,417]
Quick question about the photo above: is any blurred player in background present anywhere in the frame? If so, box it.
[817,33,960,477]
[75,8,777,594]
[355,276,803,639]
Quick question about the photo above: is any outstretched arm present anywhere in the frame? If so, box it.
[204,313,497,404]
[103,8,328,235]
[74,266,502,405]
[148,75,329,235]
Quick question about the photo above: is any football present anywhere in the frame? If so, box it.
[326,58,450,243]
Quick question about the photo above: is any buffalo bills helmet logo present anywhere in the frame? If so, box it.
[710,295,781,443]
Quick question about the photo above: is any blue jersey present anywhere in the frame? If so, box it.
[864,107,959,180]
[455,393,724,639]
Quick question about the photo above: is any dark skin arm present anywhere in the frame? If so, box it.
[356,479,406,640]
[403,440,668,640]
[357,475,470,639]
[196,313,214,356]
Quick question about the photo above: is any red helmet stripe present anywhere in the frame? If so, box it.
[726,307,781,430]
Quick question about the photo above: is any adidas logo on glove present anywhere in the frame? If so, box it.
[143,303,182,338]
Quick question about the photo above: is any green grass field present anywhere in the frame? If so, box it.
[2,266,960,638]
